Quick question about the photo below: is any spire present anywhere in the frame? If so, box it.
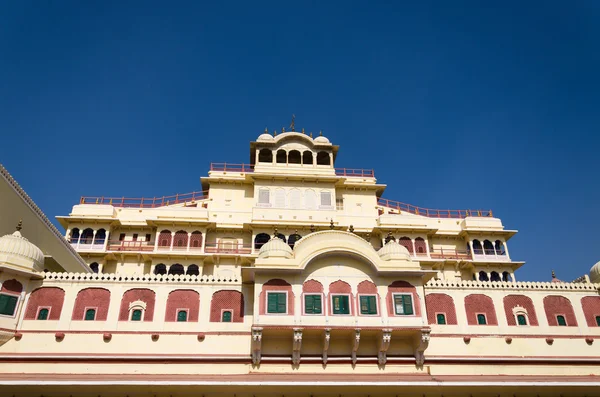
[16,220,22,231]
[552,270,556,279]
[290,114,295,132]
[330,219,334,229]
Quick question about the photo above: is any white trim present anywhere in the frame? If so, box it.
[434,311,447,325]
[36,306,51,320]
[176,308,189,322]
[330,293,352,316]
[220,308,233,322]
[555,313,568,326]
[83,306,98,321]
[357,293,378,316]
[129,308,145,322]
[392,293,415,316]
[302,293,324,315]
[0,291,20,318]
[475,312,488,325]
[265,291,289,315]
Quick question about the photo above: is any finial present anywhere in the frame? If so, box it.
[310,224,315,233]
[302,128,305,134]
[290,114,295,132]
[16,220,22,231]
[365,232,371,241]
[274,129,277,136]
[349,225,354,233]
[282,127,286,133]
[552,270,556,279]
[310,132,313,138]
[319,130,323,136]
[385,231,395,243]
[273,227,279,238]
[330,219,334,229]
[264,127,268,134]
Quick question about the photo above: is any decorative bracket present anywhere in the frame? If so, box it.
[378,329,392,366]
[414,329,431,366]
[251,327,263,366]
[292,328,303,366]
[322,328,331,365]
[351,328,361,366]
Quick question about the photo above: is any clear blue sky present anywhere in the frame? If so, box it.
[1,1,598,281]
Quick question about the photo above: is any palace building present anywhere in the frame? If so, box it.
[0,128,599,396]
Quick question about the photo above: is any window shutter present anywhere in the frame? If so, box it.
[557,315,567,326]
[267,293,278,313]
[222,311,232,322]
[85,309,96,321]
[274,189,286,208]
[305,295,314,314]
[477,314,487,325]
[368,296,377,315]
[313,295,322,314]
[37,308,49,320]
[131,309,142,321]
[394,295,404,315]
[517,314,527,325]
[437,313,446,324]
[360,296,368,314]
[403,295,413,315]
[177,311,187,322]
[305,190,317,210]
[277,293,286,313]
[0,294,17,316]
[596,316,600,327]
[289,189,302,209]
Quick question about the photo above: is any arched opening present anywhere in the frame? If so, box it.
[502,271,511,282]
[186,264,200,276]
[70,228,80,243]
[288,234,302,248]
[276,149,287,164]
[85,308,96,321]
[89,262,99,273]
[479,271,489,281]
[177,310,188,322]
[258,149,273,163]
[190,231,202,248]
[483,240,494,255]
[168,264,185,276]
[154,264,167,275]
[436,313,447,324]
[495,240,505,255]
[557,315,567,326]
[81,228,94,244]
[254,233,270,250]
[302,151,313,165]
[222,310,232,322]
[288,150,301,164]
[477,314,487,325]
[131,309,142,321]
[173,231,188,249]
[37,308,49,320]
[517,314,528,325]
[316,151,330,166]
[398,237,414,254]
[414,237,427,254]
[275,233,286,243]
[95,229,106,245]
[472,240,483,255]
[490,271,501,282]
[158,230,172,247]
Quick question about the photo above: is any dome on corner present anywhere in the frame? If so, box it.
[258,237,293,259]
[377,240,411,261]
[0,227,45,272]
[590,261,600,283]
[257,133,275,142]
[314,135,330,143]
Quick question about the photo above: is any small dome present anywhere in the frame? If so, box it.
[314,135,330,143]
[258,237,293,259]
[377,240,411,261]
[257,133,274,142]
[0,222,44,272]
[590,261,600,283]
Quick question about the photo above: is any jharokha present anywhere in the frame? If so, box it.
[0,127,599,397]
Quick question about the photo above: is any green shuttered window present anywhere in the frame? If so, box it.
[557,315,567,326]
[0,294,18,316]
[37,308,49,320]
[177,310,187,322]
[517,314,527,326]
[304,295,322,314]
[131,309,142,321]
[436,313,446,324]
[267,292,287,314]
[393,294,413,315]
[222,311,232,322]
[477,314,487,325]
[359,296,377,315]
[332,295,350,315]
[84,308,96,321]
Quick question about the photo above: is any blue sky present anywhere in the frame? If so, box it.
[1,1,598,281]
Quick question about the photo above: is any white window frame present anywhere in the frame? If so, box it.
[220,308,234,322]
[36,306,52,320]
[434,311,447,325]
[302,293,324,316]
[266,291,289,315]
[357,293,379,316]
[555,313,568,326]
[475,312,488,325]
[330,293,352,316]
[176,308,190,322]
[83,306,98,321]
[0,291,20,319]
[392,293,415,316]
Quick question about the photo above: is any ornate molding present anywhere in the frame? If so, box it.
[322,328,331,365]
[378,329,392,366]
[251,327,262,366]
[292,328,303,366]
[415,329,431,366]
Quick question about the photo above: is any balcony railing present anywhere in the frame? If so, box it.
[210,163,254,173]
[377,198,493,219]
[80,191,209,208]
[429,248,472,260]
[204,243,253,254]
[335,168,375,177]
[108,240,155,252]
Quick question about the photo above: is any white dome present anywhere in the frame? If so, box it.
[257,133,274,142]
[314,135,330,143]
[590,261,600,283]
[0,224,44,272]
[258,237,293,259]
[377,240,411,261]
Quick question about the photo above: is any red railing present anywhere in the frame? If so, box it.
[107,241,155,252]
[80,191,209,208]
[335,168,375,177]
[204,243,253,254]
[430,248,472,260]
[210,163,255,173]
[377,198,493,218]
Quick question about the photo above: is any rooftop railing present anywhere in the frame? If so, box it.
[80,191,209,208]
[429,248,472,260]
[204,243,253,254]
[107,240,155,252]
[377,198,493,219]
[335,168,375,177]
[210,163,375,177]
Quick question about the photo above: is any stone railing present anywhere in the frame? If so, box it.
[425,278,599,292]
[40,272,239,284]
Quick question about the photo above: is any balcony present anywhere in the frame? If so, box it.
[472,249,510,262]
[70,240,105,251]
[107,240,155,252]
[79,191,209,208]
[378,198,493,219]
[429,248,472,261]
[204,243,253,255]
[334,168,374,177]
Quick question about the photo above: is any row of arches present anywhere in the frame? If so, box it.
[385,236,428,254]
[24,287,244,323]
[157,230,203,248]
[426,293,600,327]
[69,228,107,245]
[258,149,331,166]
[476,271,512,282]
[254,233,303,249]
[153,263,200,276]
[471,239,506,256]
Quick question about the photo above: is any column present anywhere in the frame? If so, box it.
[329,153,333,167]
[91,229,97,246]
[502,241,510,259]
[76,232,82,249]
[170,232,175,251]
[66,228,71,241]
[154,230,160,251]
[187,232,192,252]
[510,272,516,282]
[272,150,276,165]
[425,237,431,257]
[201,230,207,253]
[98,263,104,273]
[292,284,302,325]
[103,230,110,251]
[468,240,474,258]
[410,238,416,257]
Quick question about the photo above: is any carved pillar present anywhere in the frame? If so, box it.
[351,329,361,366]
[251,327,263,366]
[378,329,392,366]
[169,232,175,251]
[322,328,331,365]
[103,230,110,251]
[414,329,431,366]
[186,232,192,252]
[292,328,303,366]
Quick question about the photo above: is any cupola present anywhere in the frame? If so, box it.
[0,221,44,273]
[258,235,293,259]
[590,261,600,283]
[377,239,411,261]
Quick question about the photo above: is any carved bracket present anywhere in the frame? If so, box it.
[351,328,361,366]
[414,329,431,366]
[292,328,303,366]
[251,327,263,366]
[322,328,331,365]
[378,329,392,366]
